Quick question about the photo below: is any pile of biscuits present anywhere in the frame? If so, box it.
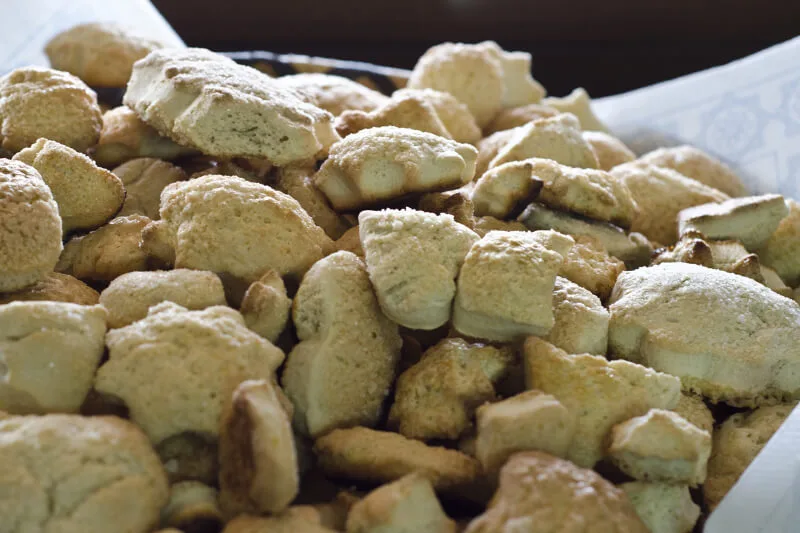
[1,23,798,533]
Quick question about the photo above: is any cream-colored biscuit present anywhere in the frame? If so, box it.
[393,88,482,144]
[408,42,504,128]
[760,265,792,297]
[239,270,292,342]
[0,272,98,305]
[474,126,520,178]
[475,390,576,473]
[95,302,284,445]
[544,277,609,355]
[471,159,544,218]
[638,145,748,197]
[188,158,262,182]
[141,219,176,268]
[524,337,681,467]
[453,230,573,341]
[359,208,479,330]
[274,164,351,239]
[756,199,800,286]
[346,473,456,533]
[334,225,364,257]
[45,23,164,87]
[472,216,528,236]
[314,427,481,493]
[0,66,102,152]
[543,88,609,132]
[704,403,796,510]
[0,159,62,292]
[100,269,226,329]
[312,492,361,531]
[159,175,333,283]
[161,481,223,532]
[608,409,711,486]
[559,235,625,301]
[484,103,560,135]
[489,114,600,170]
[14,138,125,233]
[282,251,401,437]
[465,451,648,533]
[583,130,636,170]
[609,262,800,407]
[610,162,729,244]
[0,414,169,533]
[315,126,477,211]
[517,203,653,266]
[57,214,151,283]
[678,194,788,251]
[95,107,195,168]
[113,157,187,220]
[0,302,106,414]
[478,42,546,108]
[156,433,218,485]
[223,509,338,533]
[219,379,298,516]
[672,393,713,435]
[621,482,700,533]
[336,92,452,138]
[388,338,514,440]
[124,48,339,165]
[275,73,389,116]
[418,189,477,228]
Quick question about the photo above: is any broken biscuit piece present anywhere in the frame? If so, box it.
[672,393,713,435]
[274,73,389,117]
[418,189,477,228]
[621,482,700,533]
[392,88,482,144]
[543,87,609,132]
[113,158,187,220]
[161,481,223,532]
[0,272,98,306]
[239,270,292,343]
[335,92,452,139]
[479,42,546,109]
[474,126,520,178]
[582,130,636,170]
[471,159,544,218]
[638,145,748,197]
[558,235,625,301]
[544,277,609,355]
[274,165,351,240]
[755,199,800,286]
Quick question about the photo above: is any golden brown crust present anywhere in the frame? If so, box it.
[0,272,98,305]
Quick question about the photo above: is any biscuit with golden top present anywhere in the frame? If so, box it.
[638,145,748,197]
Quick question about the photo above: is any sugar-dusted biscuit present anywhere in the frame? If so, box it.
[672,393,713,435]
[638,145,748,197]
[0,272,98,305]
[755,199,800,286]
[113,157,187,220]
[484,103,560,135]
[545,277,609,355]
[275,73,389,116]
[336,91,452,138]
[542,88,609,132]
[471,159,544,218]
[239,270,292,342]
[583,130,636,170]
[621,482,701,533]
[274,164,351,239]
[393,88,482,144]
[559,235,625,301]
[478,41,546,108]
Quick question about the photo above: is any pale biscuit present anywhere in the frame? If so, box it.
[0,302,106,414]
[14,138,125,233]
[474,126,520,178]
[346,473,456,533]
[472,216,528,236]
[678,194,788,251]
[755,199,800,286]
[652,232,765,284]
[610,162,730,244]
[313,492,361,531]
[475,390,576,473]
[621,482,700,533]
[188,158,262,182]
[45,23,164,87]
[559,235,625,301]
[393,88,482,144]
[95,107,195,167]
[0,414,169,533]
[704,403,796,510]
[408,42,504,128]
[523,337,681,467]
[124,48,339,165]
[583,130,636,170]
[544,277,609,355]
[488,114,600,170]
[274,73,389,116]
[159,175,333,283]
[315,126,478,211]
[113,157,187,220]
[478,42,546,108]
[471,159,544,218]
[0,159,63,292]
[57,214,151,283]
[141,219,176,268]
[608,409,712,486]
[638,145,748,197]
[95,302,285,445]
[314,426,481,492]
[282,251,402,437]
[274,164,351,239]
[223,509,338,533]
[464,451,648,533]
[161,481,223,532]
[219,379,298,516]
[760,265,792,297]
[336,92,452,138]
[542,87,610,132]
[609,262,800,407]
[672,393,713,435]
[453,230,574,342]
[0,272,98,305]
[418,189,477,228]
[334,225,364,257]
[388,338,514,440]
[484,103,560,135]
[156,433,218,485]
[0,66,102,152]
[239,270,292,342]
[359,208,479,329]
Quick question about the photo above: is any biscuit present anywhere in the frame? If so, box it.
[610,162,729,244]
[479,42,546,108]
[14,138,125,233]
[282,252,401,437]
[472,216,528,236]
[315,126,478,211]
[484,103,560,135]
[274,73,389,116]
[0,414,168,533]
[392,88,482,144]
[542,87,609,132]
[0,302,106,414]
[113,157,187,220]
[159,175,333,283]
[523,337,681,467]
[453,230,574,341]
[608,262,800,406]
[95,302,285,445]
[608,409,711,486]
[161,481,223,532]
[124,48,339,165]
[334,225,364,257]
[314,427,481,493]
[559,235,625,301]
[464,451,648,533]
[755,199,800,286]
[239,270,292,342]
[418,189,477,228]
[156,432,219,485]
[621,482,700,533]
[388,338,514,440]
[141,219,176,268]
[57,214,151,283]
[359,208,479,330]
[0,66,102,152]
[0,159,62,292]
[474,126,520,177]
[760,265,792,298]
[45,23,165,87]
[274,164,351,239]
[336,92,452,138]
[0,272,98,305]
[637,145,748,197]
[471,159,544,218]
[544,277,609,355]
[672,393,713,435]
[222,509,338,533]
[583,130,636,170]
